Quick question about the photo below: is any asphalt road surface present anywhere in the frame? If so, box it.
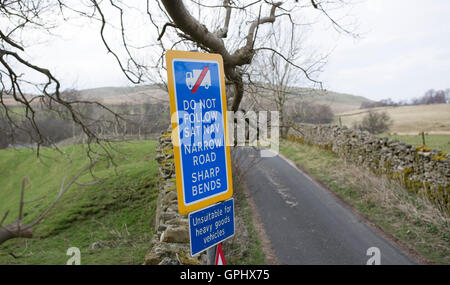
[234,147,417,265]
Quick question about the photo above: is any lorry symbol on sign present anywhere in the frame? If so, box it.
[186,69,211,91]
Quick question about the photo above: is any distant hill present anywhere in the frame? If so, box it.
[78,85,169,105]
[291,88,374,114]
[3,84,373,114]
[1,84,170,106]
[77,85,372,114]
[240,86,373,114]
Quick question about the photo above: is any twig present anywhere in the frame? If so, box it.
[0,211,9,228]
[157,22,177,41]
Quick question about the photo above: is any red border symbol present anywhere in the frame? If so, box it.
[190,66,210,93]
[215,243,226,265]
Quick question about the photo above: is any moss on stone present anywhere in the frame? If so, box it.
[285,125,449,215]
[432,151,448,161]
[178,251,202,265]
[416,145,432,152]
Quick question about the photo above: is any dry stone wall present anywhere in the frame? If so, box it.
[144,130,206,265]
[288,123,450,214]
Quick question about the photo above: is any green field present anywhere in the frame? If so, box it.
[0,140,264,265]
[380,134,450,153]
[0,141,159,264]
[334,103,450,152]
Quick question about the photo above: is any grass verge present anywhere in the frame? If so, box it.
[280,140,450,264]
[222,169,266,265]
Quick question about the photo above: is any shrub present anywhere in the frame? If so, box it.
[353,110,392,134]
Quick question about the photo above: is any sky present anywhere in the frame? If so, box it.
[23,0,450,102]
[316,0,450,101]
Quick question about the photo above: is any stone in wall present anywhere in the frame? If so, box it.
[144,130,207,265]
[288,123,450,215]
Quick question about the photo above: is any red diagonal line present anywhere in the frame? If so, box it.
[190,66,209,93]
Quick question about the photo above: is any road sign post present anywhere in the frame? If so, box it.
[206,246,217,265]
[166,50,233,215]
[166,50,235,259]
[215,243,226,265]
[188,198,234,256]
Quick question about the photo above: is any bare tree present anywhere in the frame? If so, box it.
[0,0,357,250]
[0,1,124,157]
[245,23,327,138]
[155,0,353,111]
[288,101,334,125]
[353,110,392,135]
[1,0,355,149]
[412,89,448,105]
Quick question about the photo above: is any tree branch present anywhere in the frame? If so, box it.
[160,0,232,60]
[0,211,9,228]
[157,22,177,41]
[215,0,232,38]
[0,30,24,51]
[243,2,281,52]
[254,47,323,89]
[90,0,143,84]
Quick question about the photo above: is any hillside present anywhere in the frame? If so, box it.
[2,85,170,106]
[79,85,372,113]
[336,103,450,134]
[0,141,159,264]
[240,86,373,114]
[79,85,169,105]
[292,88,374,113]
[3,84,372,115]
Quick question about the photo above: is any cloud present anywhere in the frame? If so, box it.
[10,0,450,102]
[317,0,450,101]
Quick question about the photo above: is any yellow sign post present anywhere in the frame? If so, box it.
[166,50,233,215]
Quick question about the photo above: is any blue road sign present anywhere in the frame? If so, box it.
[166,51,233,214]
[189,198,235,256]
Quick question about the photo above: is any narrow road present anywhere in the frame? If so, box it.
[234,147,417,265]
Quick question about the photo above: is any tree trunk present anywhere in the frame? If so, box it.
[0,222,33,244]
[160,0,277,112]
[228,68,244,112]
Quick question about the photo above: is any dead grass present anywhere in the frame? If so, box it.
[337,104,450,133]
[345,165,447,222]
